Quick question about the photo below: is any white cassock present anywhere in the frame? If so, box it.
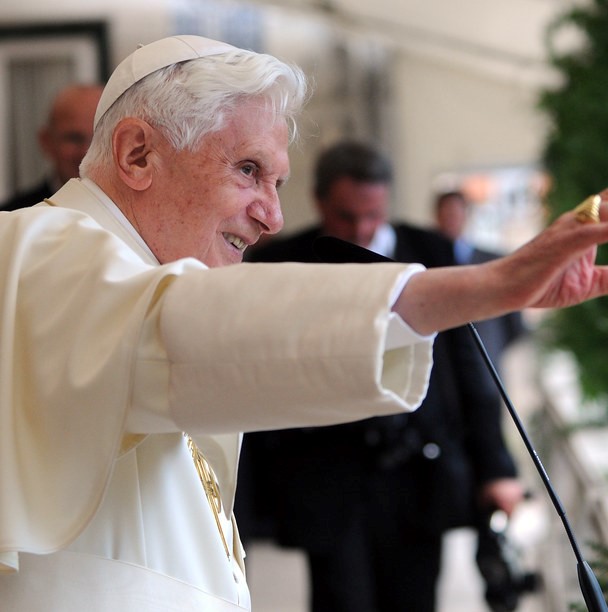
[0,178,434,610]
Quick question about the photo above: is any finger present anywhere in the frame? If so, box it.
[587,266,608,301]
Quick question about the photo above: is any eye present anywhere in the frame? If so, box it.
[240,162,259,179]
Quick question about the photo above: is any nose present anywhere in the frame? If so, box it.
[248,189,284,235]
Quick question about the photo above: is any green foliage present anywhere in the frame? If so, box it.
[540,0,608,410]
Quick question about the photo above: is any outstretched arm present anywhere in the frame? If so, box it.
[393,197,608,336]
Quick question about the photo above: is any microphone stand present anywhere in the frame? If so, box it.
[313,235,607,611]
[468,322,607,612]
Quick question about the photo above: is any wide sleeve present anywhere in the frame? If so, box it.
[156,262,434,435]
[0,207,434,570]
[0,209,189,569]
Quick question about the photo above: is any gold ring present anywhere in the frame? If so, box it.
[574,194,601,224]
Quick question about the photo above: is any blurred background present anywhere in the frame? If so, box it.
[0,0,559,242]
[2,1,608,610]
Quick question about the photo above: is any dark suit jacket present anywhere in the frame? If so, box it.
[236,223,518,551]
[0,179,53,211]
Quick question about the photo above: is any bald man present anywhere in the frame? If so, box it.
[0,84,103,211]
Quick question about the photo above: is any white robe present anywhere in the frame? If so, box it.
[0,178,433,610]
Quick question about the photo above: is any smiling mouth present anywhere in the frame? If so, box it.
[223,233,247,252]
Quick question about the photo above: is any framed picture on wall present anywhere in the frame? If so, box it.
[0,22,109,200]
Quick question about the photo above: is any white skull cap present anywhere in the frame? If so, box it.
[94,35,237,128]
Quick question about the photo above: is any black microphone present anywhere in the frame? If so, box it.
[313,235,608,612]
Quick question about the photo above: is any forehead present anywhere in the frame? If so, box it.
[53,89,101,120]
[210,103,290,169]
[440,195,467,210]
[325,177,389,209]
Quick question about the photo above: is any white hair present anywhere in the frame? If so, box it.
[80,49,308,177]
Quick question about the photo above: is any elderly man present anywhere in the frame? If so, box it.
[0,35,608,611]
[0,83,103,210]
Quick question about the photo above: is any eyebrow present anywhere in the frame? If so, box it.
[276,173,290,189]
[247,147,290,187]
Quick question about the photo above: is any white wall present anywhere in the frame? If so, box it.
[392,51,549,225]
[0,0,563,232]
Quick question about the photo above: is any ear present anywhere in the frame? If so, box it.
[112,118,157,191]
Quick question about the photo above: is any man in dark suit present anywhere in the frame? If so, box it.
[0,84,103,211]
[434,189,528,370]
[236,141,525,612]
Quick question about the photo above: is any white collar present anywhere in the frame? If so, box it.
[43,178,159,266]
[367,223,396,259]
[79,178,159,265]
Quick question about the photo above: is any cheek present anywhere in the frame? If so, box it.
[171,168,243,233]
[190,175,238,212]
[172,178,216,218]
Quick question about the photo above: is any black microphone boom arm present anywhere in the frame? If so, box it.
[313,235,608,612]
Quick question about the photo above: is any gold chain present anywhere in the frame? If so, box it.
[184,434,231,560]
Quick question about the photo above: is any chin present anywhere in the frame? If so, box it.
[206,254,242,268]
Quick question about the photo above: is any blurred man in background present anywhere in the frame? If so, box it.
[434,189,527,370]
[238,141,525,612]
[0,83,103,211]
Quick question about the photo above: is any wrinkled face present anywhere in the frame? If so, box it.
[317,176,389,248]
[148,100,289,267]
